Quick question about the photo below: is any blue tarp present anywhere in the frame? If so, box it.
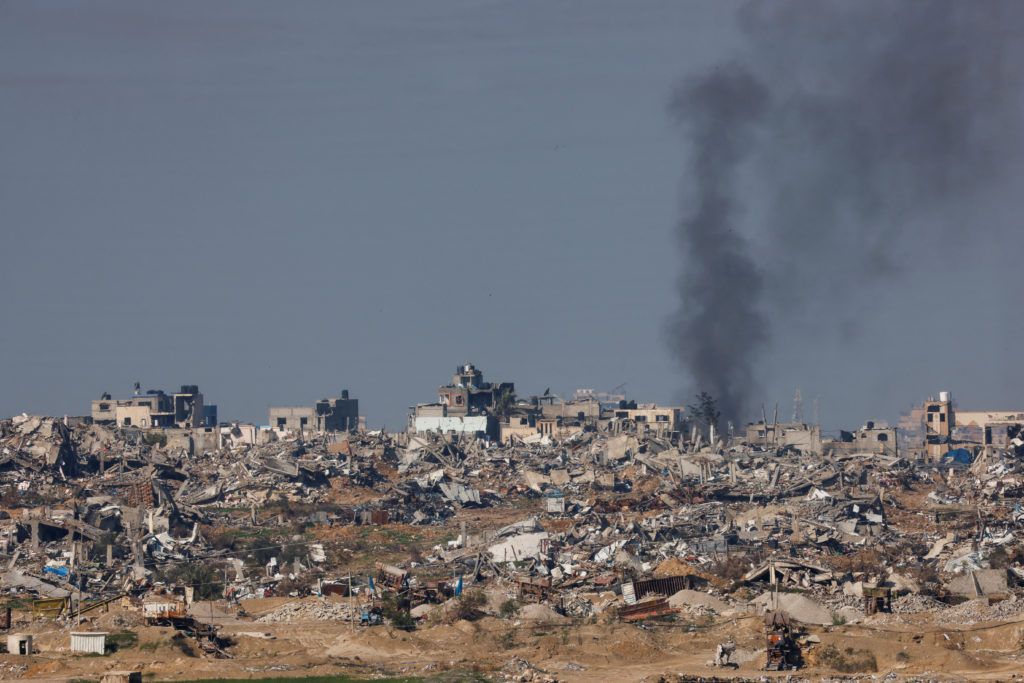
[942,448,974,465]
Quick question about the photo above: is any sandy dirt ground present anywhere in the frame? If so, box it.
[5,600,1024,682]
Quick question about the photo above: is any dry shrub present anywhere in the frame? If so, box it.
[454,589,487,621]
[708,555,751,583]
[817,644,878,673]
[828,549,883,574]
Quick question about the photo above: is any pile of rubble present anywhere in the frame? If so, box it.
[5,406,1024,668]
[500,657,558,683]
[890,594,946,614]
[255,599,356,623]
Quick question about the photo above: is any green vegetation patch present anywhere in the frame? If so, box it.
[106,630,139,652]
[817,644,879,673]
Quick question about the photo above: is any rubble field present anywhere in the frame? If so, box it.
[4,415,1024,680]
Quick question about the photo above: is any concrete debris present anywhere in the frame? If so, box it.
[5,379,1024,678]
[516,602,567,623]
[751,591,833,626]
[667,589,730,614]
[255,599,356,623]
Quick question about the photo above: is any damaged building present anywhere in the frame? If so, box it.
[91,384,215,429]
[4,379,1024,679]
[268,390,360,434]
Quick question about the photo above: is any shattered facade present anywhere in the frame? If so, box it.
[91,385,214,429]
[268,390,360,434]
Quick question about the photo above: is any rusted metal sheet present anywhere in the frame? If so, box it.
[32,598,66,618]
[374,562,409,591]
[618,598,676,622]
[321,581,350,597]
[106,481,154,507]
[515,575,552,602]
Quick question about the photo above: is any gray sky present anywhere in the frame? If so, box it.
[2,1,1022,431]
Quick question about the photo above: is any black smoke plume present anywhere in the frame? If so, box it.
[668,66,768,427]
[668,1,1024,427]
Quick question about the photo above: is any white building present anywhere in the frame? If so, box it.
[70,631,107,655]
[412,415,491,436]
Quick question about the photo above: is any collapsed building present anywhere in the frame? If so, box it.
[410,364,685,449]
[3,379,1024,677]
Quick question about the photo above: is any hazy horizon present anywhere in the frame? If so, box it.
[3,1,1022,431]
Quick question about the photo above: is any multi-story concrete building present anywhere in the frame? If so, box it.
[539,397,602,421]
[918,390,1024,459]
[411,364,513,439]
[745,421,822,453]
[91,385,214,429]
[606,403,683,435]
[835,421,898,456]
[269,391,359,433]
[436,364,514,417]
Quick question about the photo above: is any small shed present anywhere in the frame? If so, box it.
[70,631,107,655]
[7,633,32,655]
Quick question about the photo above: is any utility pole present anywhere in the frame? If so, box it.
[772,404,779,449]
